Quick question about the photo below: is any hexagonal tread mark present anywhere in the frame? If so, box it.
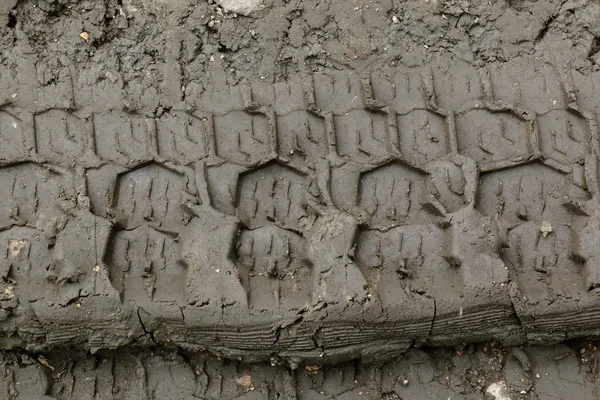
[313,72,364,114]
[358,161,432,229]
[0,163,72,229]
[105,225,186,302]
[489,62,567,113]
[94,112,156,165]
[251,78,307,115]
[370,70,427,114]
[156,112,210,165]
[236,162,308,231]
[456,110,537,171]
[427,159,473,214]
[276,111,327,167]
[35,110,90,165]
[235,225,312,310]
[334,110,391,162]
[430,62,484,111]
[537,110,591,168]
[112,162,189,231]
[213,111,271,165]
[396,110,450,163]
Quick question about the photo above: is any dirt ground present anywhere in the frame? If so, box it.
[2,0,600,114]
[3,0,600,398]
[1,342,600,399]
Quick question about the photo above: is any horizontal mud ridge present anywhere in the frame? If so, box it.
[3,63,600,364]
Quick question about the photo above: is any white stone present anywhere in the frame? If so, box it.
[486,381,513,400]
[540,220,553,237]
[215,0,263,16]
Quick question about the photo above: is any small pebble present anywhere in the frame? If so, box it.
[105,71,118,83]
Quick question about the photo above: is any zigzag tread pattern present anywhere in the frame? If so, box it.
[1,61,600,362]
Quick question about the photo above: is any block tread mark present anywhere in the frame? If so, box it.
[356,161,433,229]
[236,162,309,231]
[476,163,572,226]
[0,226,53,283]
[0,163,73,231]
[112,162,190,231]
[353,225,453,305]
[105,225,186,303]
[236,225,312,311]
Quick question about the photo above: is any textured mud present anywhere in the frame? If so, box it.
[4,0,600,367]
[1,342,600,399]
[3,0,600,114]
